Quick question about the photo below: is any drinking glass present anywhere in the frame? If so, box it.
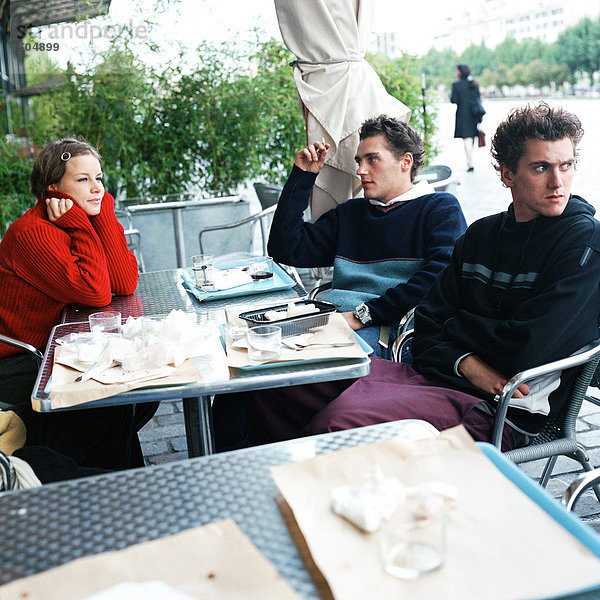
[89,311,122,336]
[246,325,281,361]
[380,500,446,580]
[192,254,214,287]
[248,256,274,280]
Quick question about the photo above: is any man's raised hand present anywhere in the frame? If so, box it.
[294,140,330,173]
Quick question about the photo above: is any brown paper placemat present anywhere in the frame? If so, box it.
[227,313,368,368]
[271,426,600,600]
[48,347,203,409]
[0,519,301,600]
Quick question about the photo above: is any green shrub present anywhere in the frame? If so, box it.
[0,138,37,232]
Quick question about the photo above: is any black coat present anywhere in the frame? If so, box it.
[451,78,481,138]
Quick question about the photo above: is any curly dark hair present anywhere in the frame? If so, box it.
[491,102,583,174]
[31,137,102,198]
[359,115,425,181]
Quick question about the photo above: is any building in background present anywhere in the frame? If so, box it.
[374,0,600,56]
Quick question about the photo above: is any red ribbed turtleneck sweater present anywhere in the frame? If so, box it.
[0,190,139,358]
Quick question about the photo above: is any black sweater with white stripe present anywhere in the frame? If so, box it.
[412,195,600,434]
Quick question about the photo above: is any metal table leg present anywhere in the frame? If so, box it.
[172,207,186,268]
[182,395,215,457]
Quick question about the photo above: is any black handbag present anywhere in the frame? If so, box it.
[470,95,486,122]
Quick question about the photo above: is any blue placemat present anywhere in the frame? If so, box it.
[181,261,295,302]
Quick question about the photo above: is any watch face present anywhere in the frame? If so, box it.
[355,304,371,325]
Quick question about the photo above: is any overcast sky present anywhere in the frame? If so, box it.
[39,0,463,68]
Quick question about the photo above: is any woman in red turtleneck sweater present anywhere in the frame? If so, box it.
[0,138,150,472]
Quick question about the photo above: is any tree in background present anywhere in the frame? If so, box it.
[369,51,440,164]
[554,17,600,86]
[418,14,600,92]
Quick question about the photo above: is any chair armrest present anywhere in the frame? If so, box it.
[0,334,44,367]
[391,308,416,362]
[309,281,332,300]
[561,468,600,511]
[491,340,600,447]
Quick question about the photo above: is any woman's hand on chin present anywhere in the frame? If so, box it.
[46,196,73,222]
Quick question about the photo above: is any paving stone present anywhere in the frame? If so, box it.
[580,399,600,416]
[156,412,186,427]
[140,440,168,456]
[583,413,600,427]
[154,402,175,416]
[137,426,162,443]
[142,423,186,441]
[171,436,189,453]
[577,430,600,448]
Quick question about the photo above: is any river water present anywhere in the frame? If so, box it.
[435,97,600,224]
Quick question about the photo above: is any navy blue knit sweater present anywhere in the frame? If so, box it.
[268,165,467,326]
[413,195,600,434]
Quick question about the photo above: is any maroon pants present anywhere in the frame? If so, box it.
[214,358,516,452]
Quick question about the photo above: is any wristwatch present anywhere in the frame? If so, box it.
[353,303,373,326]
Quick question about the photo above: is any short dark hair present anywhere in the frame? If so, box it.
[491,102,583,174]
[359,115,425,181]
[31,138,101,198]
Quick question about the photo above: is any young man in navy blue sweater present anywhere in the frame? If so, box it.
[268,116,467,359]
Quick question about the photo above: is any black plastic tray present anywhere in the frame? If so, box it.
[239,300,338,337]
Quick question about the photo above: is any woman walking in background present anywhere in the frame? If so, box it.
[451,63,484,172]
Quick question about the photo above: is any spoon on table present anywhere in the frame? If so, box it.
[282,340,355,350]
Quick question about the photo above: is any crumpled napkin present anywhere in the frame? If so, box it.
[330,466,458,532]
[57,310,213,381]
[200,266,252,291]
[120,310,212,370]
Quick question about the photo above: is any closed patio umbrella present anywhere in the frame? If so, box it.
[274,0,411,220]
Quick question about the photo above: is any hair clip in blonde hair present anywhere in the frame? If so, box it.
[60,152,71,162]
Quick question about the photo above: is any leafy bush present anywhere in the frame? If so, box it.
[21,36,439,201]
[368,52,440,163]
[0,138,37,232]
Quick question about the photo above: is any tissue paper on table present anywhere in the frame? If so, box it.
[200,266,252,291]
[48,310,224,409]
[120,310,214,369]
[56,310,212,374]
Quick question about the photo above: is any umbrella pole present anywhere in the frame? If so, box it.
[421,73,428,152]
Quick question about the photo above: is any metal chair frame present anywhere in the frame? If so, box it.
[198,205,277,259]
[253,183,282,210]
[562,467,600,511]
[115,207,146,273]
[392,330,600,502]
[492,341,600,502]
[0,334,43,367]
